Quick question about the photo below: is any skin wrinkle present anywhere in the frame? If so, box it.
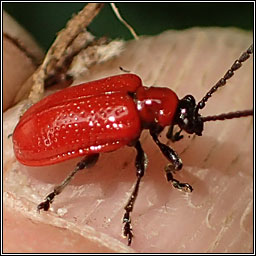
[207,213,234,252]
[227,234,252,253]
[239,199,253,233]
[180,222,205,252]
[200,141,219,168]
[152,42,177,85]
[205,175,252,252]
[182,189,205,209]
[225,154,240,176]
[172,32,204,91]
[143,36,161,85]
[245,119,253,134]
[81,199,104,222]
[205,205,216,230]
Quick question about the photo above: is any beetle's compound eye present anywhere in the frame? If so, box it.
[182,95,196,106]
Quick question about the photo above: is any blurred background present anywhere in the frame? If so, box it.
[3,2,253,51]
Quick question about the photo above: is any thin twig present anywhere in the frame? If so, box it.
[110,3,139,40]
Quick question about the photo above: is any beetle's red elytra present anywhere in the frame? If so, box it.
[12,44,253,246]
[13,74,179,166]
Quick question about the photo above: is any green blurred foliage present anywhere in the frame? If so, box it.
[3,2,253,50]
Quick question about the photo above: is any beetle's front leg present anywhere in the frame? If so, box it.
[150,130,193,193]
[164,164,193,192]
[122,140,147,246]
[166,124,184,142]
[37,154,99,212]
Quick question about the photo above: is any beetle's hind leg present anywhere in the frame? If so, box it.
[37,154,99,212]
[122,140,147,246]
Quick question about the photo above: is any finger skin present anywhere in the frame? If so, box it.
[3,11,43,111]
[3,28,253,253]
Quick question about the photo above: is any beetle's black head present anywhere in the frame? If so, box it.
[175,95,204,135]
[167,95,204,141]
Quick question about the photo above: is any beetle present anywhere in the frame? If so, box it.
[12,44,253,246]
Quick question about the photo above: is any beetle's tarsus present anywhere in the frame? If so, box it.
[165,164,193,193]
[122,211,133,246]
[37,191,56,212]
[172,179,193,192]
[37,200,50,212]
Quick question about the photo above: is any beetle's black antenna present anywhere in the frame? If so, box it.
[196,44,253,113]
[202,109,253,123]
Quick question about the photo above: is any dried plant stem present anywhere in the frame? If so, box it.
[27,3,104,104]
[110,3,139,40]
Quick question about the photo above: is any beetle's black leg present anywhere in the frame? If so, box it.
[150,131,193,193]
[37,154,99,212]
[123,140,146,246]
[164,164,193,192]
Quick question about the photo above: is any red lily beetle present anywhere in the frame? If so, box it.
[12,44,253,246]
